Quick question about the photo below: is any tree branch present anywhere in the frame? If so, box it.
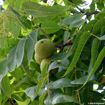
[79,9,99,18]
[76,7,99,18]
[56,39,73,51]
[85,11,99,18]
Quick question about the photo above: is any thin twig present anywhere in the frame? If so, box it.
[90,33,99,39]
[56,38,73,51]
[47,72,51,99]
[38,27,49,38]
[75,70,82,105]
[79,9,99,18]
[85,11,99,17]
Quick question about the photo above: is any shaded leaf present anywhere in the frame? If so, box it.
[12,94,23,101]
[90,0,95,12]
[71,76,88,84]
[64,30,83,60]
[88,38,100,72]
[44,96,52,105]
[63,31,70,44]
[85,47,105,85]
[48,61,67,72]
[64,32,90,76]
[50,52,66,61]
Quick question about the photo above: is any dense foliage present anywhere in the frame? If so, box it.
[0,0,105,105]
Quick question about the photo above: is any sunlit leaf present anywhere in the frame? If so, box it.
[1,75,12,97]
[0,60,8,82]
[47,78,77,89]
[25,29,38,63]
[59,14,85,28]
[7,47,17,72]
[34,65,48,99]
[52,94,78,104]
[22,1,66,17]
[98,35,105,40]
[25,86,36,101]
[16,40,25,67]
[16,99,30,105]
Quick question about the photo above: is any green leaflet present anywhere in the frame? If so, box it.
[25,30,38,63]
[101,26,105,35]
[16,99,30,105]
[58,14,85,28]
[7,47,17,72]
[1,75,12,97]
[98,35,105,40]
[0,60,8,82]
[52,94,78,104]
[6,16,20,38]
[95,12,105,20]
[64,32,90,76]
[39,90,47,105]
[41,20,61,34]
[92,19,105,35]
[22,1,66,17]
[63,31,70,44]
[16,40,25,67]
[70,31,82,54]
[34,65,48,99]
[85,47,105,85]
[25,86,37,101]
[47,78,73,89]
[90,0,95,12]
[10,7,29,32]
[64,31,82,60]
[0,10,21,38]
[88,38,100,72]
[97,0,104,10]
[84,20,96,32]
[4,0,40,8]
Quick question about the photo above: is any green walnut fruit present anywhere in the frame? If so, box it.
[40,59,51,71]
[35,39,56,58]
[34,53,43,64]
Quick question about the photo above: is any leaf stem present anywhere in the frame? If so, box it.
[75,70,82,105]
[47,72,51,99]
[38,27,49,39]
[90,33,99,39]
